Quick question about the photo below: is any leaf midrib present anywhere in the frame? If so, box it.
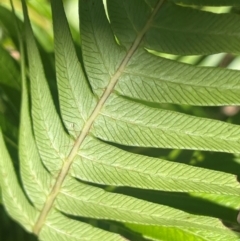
[32,0,165,235]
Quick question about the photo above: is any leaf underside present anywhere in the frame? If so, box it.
[1,0,240,241]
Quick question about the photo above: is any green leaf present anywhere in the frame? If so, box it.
[115,49,240,106]
[22,0,72,174]
[56,177,239,234]
[2,0,240,240]
[51,0,96,137]
[19,48,52,209]
[71,136,240,195]
[108,1,240,55]
[0,129,37,232]
[93,94,240,153]
[145,3,240,55]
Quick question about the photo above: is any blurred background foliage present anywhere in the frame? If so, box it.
[0,0,240,240]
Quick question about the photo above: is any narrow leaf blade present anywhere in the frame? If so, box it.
[56,177,236,233]
[51,0,96,137]
[93,95,240,153]
[23,0,72,173]
[19,53,52,209]
[116,50,240,106]
[71,136,240,195]
[0,129,37,232]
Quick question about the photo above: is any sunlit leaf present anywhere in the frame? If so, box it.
[1,0,240,240]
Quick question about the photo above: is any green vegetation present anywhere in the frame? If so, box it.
[1,0,240,240]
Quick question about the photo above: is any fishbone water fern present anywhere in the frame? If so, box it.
[1,0,240,240]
